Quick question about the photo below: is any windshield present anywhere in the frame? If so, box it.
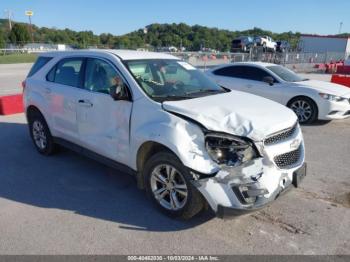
[124,59,226,102]
[266,65,306,82]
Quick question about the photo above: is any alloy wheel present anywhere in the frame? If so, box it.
[32,120,47,150]
[290,100,313,123]
[150,164,188,211]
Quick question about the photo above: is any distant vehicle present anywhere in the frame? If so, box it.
[201,48,219,54]
[157,46,178,52]
[254,36,277,52]
[231,36,255,53]
[207,62,350,124]
[276,41,291,53]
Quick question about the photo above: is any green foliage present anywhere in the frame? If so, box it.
[0,29,5,48]
[0,53,37,64]
[9,23,31,45]
[0,20,348,51]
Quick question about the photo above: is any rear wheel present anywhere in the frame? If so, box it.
[28,111,57,155]
[288,97,318,124]
[143,152,205,219]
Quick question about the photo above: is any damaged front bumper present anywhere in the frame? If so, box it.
[191,158,307,219]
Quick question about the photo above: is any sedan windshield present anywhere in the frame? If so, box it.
[267,65,306,82]
[124,59,226,101]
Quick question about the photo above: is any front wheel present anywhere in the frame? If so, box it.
[143,152,205,219]
[288,97,318,124]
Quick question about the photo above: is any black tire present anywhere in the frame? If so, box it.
[143,152,205,219]
[288,97,318,124]
[28,110,57,155]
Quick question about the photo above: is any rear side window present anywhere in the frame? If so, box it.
[213,66,245,78]
[214,66,274,82]
[47,58,84,87]
[27,57,52,77]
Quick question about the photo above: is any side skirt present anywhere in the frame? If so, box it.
[53,137,137,177]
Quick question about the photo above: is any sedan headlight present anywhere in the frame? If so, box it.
[205,133,258,167]
[319,93,346,102]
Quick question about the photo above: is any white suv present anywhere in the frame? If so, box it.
[23,50,306,219]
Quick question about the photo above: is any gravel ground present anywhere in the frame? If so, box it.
[0,114,349,255]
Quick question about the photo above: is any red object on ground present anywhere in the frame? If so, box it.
[336,65,350,75]
[331,75,350,88]
[0,94,24,115]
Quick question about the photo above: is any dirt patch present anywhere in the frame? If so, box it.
[298,189,350,208]
[334,192,350,208]
[252,211,310,235]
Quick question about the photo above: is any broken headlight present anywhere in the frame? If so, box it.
[205,133,258,167]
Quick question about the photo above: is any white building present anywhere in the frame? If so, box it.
[299,34,350,54]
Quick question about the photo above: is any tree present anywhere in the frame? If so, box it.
[9,24,30,45]
[0,29,5,48]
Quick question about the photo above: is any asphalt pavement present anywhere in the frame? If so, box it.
[0,113,349,255]
[0,63,348,255]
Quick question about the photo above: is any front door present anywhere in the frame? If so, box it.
[76,58,132,164]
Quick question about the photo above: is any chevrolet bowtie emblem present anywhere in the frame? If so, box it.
[290,139,300,150]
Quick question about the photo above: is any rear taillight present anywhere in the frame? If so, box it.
[22,80,26,91]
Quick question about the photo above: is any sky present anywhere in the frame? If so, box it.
[1,0,349,36]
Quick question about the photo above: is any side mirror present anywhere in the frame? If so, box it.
[110,83,130,101]
[263,76,275,86]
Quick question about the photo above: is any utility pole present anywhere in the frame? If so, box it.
[339,22,343,34]
[25,10,34,43]
[4,10,12,30]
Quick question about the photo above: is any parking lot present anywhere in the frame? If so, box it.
[0,65,349,255]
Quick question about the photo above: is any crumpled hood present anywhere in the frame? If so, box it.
[163,91,297,141]
[294,80,350,97]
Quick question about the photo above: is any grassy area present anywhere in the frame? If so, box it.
[0,53,37,64]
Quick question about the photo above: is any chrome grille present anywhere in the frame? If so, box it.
[274,146,302,169]
[264,123,298,146]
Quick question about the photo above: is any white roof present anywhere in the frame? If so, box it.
[231,61,275,67]
[209,61,275,71]
[41,49,179,61]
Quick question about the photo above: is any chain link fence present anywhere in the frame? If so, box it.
[1,44,349,73]
[170,47,349,72]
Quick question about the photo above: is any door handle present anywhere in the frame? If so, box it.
[44,87,51,94]
[78,99,93,107]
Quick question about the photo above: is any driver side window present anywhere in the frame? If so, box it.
[84,58,122,95]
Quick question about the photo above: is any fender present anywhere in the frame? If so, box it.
[131,117,219,175]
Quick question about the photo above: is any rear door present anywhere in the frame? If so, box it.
[46,57,84,142]
[212,65,252,92]
[75,57,132,163]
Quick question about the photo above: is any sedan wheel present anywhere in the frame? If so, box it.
[150,164,188,211]
[288,97,317,124]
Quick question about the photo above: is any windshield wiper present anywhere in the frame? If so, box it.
[185,89,224,95]
[153,94,195,102]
